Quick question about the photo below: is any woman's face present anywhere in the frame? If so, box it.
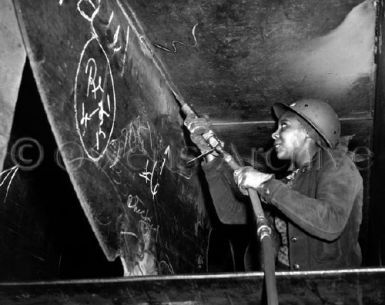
[271,112,309,161]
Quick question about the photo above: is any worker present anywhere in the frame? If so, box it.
[185,99,363,271]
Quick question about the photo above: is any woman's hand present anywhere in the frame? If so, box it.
[234,166,273,195]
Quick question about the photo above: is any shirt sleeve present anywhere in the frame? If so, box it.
[258,156,362,241]
[202,158,248,224]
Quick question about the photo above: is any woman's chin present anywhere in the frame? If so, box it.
[276,151,288,160]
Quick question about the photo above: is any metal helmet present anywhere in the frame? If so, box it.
[272,99,341,148]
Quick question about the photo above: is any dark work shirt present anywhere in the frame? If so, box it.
[202,148,363,270]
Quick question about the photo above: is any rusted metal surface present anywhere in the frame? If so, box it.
[125,0,375,121]
[0,269,385,304]
[13,0,208,276]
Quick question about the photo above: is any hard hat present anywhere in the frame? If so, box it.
[272,99,341,148]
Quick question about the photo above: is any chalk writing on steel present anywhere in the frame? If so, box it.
[120,194,159,276]
[0,165,19,203]
[153,23,199,53]
[139,160,160,199]
[77,0,100,23]
[74,36,116,161]
[100,10,131,71]
[126,194,158,236]
[138,145,170,199]
[77,0,131,76]
[103,117,154,171]
[120,26,130,76]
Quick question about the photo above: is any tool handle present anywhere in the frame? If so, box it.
[182,104,278,305]
[221,150,278,305]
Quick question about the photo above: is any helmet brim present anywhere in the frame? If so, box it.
[272,102,332,148]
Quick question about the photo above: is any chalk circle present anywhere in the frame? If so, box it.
[74,36,116,162]
[10,137,44,171]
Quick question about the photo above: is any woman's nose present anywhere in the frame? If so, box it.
[272,129,279,140]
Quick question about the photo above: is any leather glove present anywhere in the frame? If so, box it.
[184,115,214,154]
[233,166,273,195]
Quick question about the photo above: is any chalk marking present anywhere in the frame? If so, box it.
[138,145,169,198]
[97,99,110,124]
[85,58,104,99]
[80,104,89,127]
[139,160,160,199]
[120,231,138,238]
[159,145,170,175]
[103,118,193,181]
[74,37,116,162]
[147,122,153,152]
[126,195,156,232]
[0,166,19,203]
[0,166,16,176]
[126,119,152,155]
[107,139,121,168]
[109,25,122,52]
[123,193,159,276]
[107,93,111,111]
[107,11,114,27]
[0,166,18,187]
[121,26,131,76]
[77,0,100,23]
[153,23,199,53]
[100,118,155,175]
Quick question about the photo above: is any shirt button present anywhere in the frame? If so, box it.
[293,264,300,270]
[291,237,298,243]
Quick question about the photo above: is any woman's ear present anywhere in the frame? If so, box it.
[304,133,317,147]
[303,129,312,141]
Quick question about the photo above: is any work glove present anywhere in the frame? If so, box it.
[184,115,215,155]
[233,166,273,195]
